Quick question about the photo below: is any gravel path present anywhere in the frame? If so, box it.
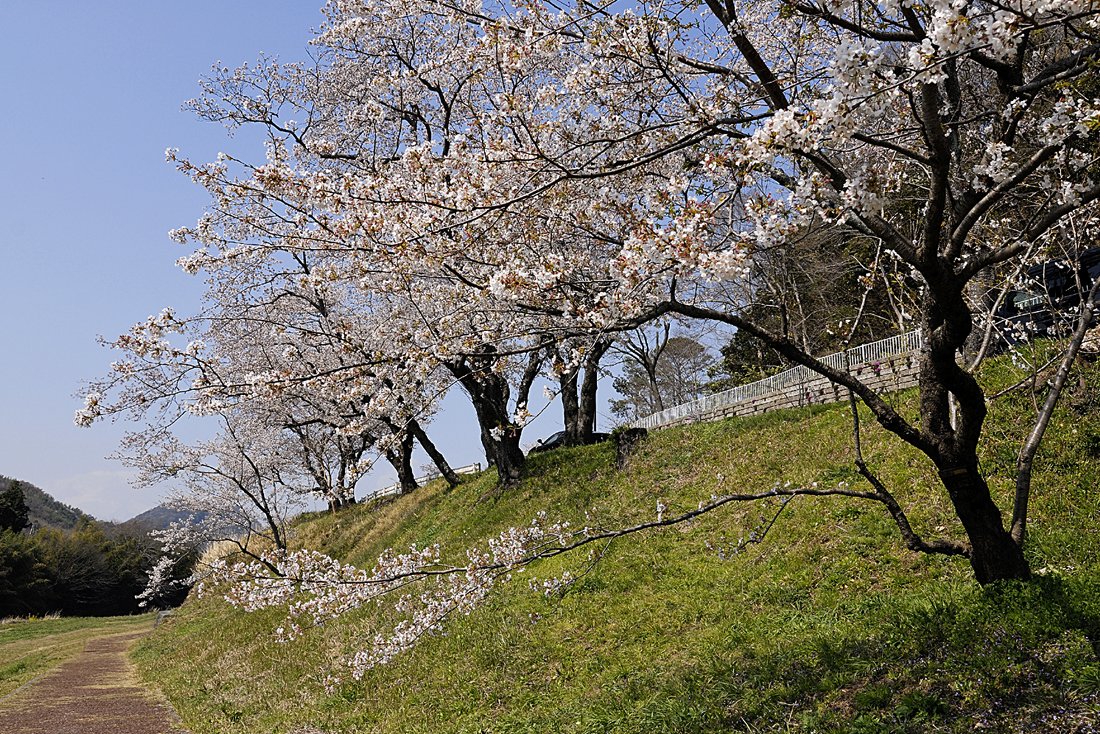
[0,631,186,733]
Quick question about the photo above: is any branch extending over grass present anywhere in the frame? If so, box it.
[847,389,971,558]
[1011,278,1100,544]
[204,453,979,685]
[839,284,969,559]
[211,481,922,590]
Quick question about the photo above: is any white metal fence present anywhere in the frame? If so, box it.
[631,330,923,430]
[364,462,483,502]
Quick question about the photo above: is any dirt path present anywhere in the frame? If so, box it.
[0,631,186,733]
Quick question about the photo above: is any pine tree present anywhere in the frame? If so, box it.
[0,483,31,533]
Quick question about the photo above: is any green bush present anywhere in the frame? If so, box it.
[0,520,193,617]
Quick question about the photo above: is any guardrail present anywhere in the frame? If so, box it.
[631,330,922,430]
[363,462,483,502]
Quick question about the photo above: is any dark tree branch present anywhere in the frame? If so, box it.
[1011,276,1100,544]
[1014,43,1100,95]
[790,2,920,42]
[950,142,1063,255]
[659,300,932,454]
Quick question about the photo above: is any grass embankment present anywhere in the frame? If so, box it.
[0,613,155,699]
[135,351,1100,733]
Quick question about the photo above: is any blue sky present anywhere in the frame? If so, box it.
[0,2,586,520]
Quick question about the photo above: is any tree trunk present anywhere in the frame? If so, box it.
[559,367,582,446]
[558,338,611,446]
[444,350,526,487]
[934,462,1030,583]
[578,338,612,441]
[921,289,1030,584]
[645,363,664,413]
[331,437,359,510]
[408,417,461,487]
[382,421,418,494]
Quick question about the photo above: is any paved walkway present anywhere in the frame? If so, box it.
[0,631,185,733]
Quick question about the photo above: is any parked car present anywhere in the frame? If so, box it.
[529,431,567,453]
[528,431,611,453]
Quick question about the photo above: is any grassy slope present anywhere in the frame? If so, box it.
[134,351,1100,733]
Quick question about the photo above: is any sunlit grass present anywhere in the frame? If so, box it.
[133,350,1100,733]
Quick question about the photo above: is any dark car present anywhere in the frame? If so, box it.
[528,431,611,453]
[529,431,567,453]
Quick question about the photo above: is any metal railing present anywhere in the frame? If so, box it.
[631,330,922,430]
[364,462,483,502]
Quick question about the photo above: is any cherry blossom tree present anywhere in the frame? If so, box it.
[124,410,306,557]
[278,0,1099,584]
[87,0,1100,605]
[110,0,1100,686]
[78,219,462,523]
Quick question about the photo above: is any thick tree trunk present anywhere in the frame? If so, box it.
[445,349,526,487]
[921,288,1030,584]
[332,455,348,512]
[382,421,418,494]
[332,436,360,509]
[492,430,525,487]
[558,338,611,446]
[559,368,582,446]
[578,338,611,439]
[934,462,1030,584]
[408,417,461,487]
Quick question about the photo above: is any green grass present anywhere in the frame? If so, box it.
[133,350,1100,733]
[0,613,156,698]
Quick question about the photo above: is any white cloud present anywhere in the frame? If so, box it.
[49,470,166,522]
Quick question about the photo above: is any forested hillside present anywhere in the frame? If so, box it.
[0,476,87,530]
[134,355,1100,734]
[0,478,195,618]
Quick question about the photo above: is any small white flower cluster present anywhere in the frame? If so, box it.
[203,512,574,690]
[529,570,574,598]
[512,404,533,428]
[73,392,101,428]
[972,142,1016,189]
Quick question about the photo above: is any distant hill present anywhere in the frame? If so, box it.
[0,475,90,530]
[125,504,208,532]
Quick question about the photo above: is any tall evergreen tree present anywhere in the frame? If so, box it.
[0,483,30,533]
